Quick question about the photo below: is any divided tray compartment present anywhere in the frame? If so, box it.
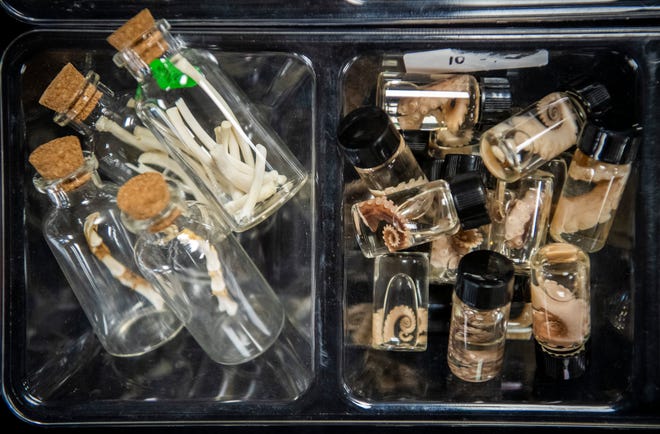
[2,26,660,427]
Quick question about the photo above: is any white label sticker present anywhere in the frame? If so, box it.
[403,49,549,73]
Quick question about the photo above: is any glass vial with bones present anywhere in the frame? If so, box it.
[372,252,429,351]
[37,63,210,205]
[447,250,514,382]
[480,82,610,183]
[337,106,428,195]
[117,172,286,365]
[550,123,641,253]
[28,136,182,357]
[377,72,511,157]
[530,243,590,356]
[429,154,492,284]
[351,172,490,258]
[488,170,554,269]
[109,9,308,232]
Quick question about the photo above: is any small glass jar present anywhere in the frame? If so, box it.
[530,243,590,355]
[29,136,183,357]
[109,9,308,232]
[480,82,610,183]
[377,72,511,157]
[371,252,429,351]
[337,106,428,195]
[117,172,286,365]
[38,63,211,205]
[550,123,641,252]
[506,274,533,340]
[487,170,554,269]
[429,154,492,284]
[351,173,490,258]
[447,250,514,382]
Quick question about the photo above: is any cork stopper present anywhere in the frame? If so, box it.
[107,9,168,64]
[117,172,171,221]
[38,63,102,122]
[29,136,85,180]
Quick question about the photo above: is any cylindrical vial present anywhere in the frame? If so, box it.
[117,172,286,365]
[371,252,429,351]
[28,136,183,357]
[337,106,428,195]
[487,169,554,269]
[38,63,210,205]
[480,82,611,183]
[506,274,533,340]
[377,72,511,155]
[351,172,491,258]
[429,154,492,284]
[550,123,641,252]
[530,243,590,355]
[447,250,514,382]
[108,9,308,232]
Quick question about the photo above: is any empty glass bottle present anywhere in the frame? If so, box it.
[337,106,428,195]
[28,136,182,357]
[351,172,490,258]
[447,250,514,382]
[550,123,641,252]
[480,82,610,183]
[377,72,511,156]
[108,8,308,232]
[117,172,285,365]
[38,63,209,205]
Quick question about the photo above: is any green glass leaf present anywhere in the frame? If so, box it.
[149,58,198,90]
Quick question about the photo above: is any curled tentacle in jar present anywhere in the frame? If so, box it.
[504,190,537,249]
[383,305,417,343]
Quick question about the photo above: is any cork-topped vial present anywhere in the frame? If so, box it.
[108,9,308,232]
[530,243,590,357]
[38,63,147,184]
[447,250,514,382]
[28,136,183,357]
[371,252,429,352]
[337,106,428,196]
[377,73,511,157]
[351,172,491,258]
[550,123,641,252]
[480,82,611,183]
[117,172,286,365]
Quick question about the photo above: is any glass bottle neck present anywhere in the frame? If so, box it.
[34,153,105,208]
[111,19,182,84]
[52,71,117,137]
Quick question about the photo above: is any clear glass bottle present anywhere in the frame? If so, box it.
[550,123,641,252]
[38,63,211,205]
[337,106,428,195]
[28,136,183,357]
[428,154,491,284]
[447,250,514,382]
[487,169,554,269]
[377,72,511,156]
[351,172,490,258]
[530,243,590,356]
[506,273,533,340]
[108,9,308,232]
[117,172,286,365]
[371,252,429,351]
[480,82,610,183]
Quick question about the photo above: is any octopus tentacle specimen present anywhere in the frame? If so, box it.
[383,305,417,343]
[504,190,538,249]
[357,197,412,252]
